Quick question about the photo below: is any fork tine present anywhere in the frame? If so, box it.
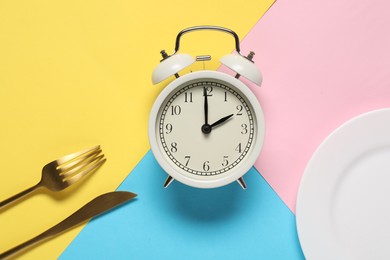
[64,157,106,185]
[60,154,105,178]
[58,148,102,174]
[56,146,101,166]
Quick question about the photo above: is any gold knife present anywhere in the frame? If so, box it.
[0,191,137,260]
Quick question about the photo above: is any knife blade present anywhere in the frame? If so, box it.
[0,191,137,259]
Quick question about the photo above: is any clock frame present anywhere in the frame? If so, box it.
[149,71,264,189]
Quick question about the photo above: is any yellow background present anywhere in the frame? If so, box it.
[0,0,273,258]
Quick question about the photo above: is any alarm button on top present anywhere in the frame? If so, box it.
[152,53,195,84]
[220,53,262,86]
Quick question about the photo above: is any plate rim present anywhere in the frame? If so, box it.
[296,108,390,259]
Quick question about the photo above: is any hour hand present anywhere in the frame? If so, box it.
[210,114,234,128]
[202,114,233,134]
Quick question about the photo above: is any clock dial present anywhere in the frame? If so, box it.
[156,79,256,179]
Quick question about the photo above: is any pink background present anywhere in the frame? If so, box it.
[220,0,390,212]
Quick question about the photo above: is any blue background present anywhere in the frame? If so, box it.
[60,151,304,259]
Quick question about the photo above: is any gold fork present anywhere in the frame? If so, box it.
[0,146,106,210]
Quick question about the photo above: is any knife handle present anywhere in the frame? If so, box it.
[0,191,136,259]
[0,232,51,260]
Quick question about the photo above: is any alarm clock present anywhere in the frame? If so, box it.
[148,26,265,189]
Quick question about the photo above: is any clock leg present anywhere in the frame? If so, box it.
[237,177,247,190]
[163,175,174,188]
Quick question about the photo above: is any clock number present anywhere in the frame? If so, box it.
[236,105,243,115]
[184,92,193,103]
[205,86,213,96]
[184,155,191,166]
[241,124,248,134]
[165,123,173,134]
[235,143,242,153]
[203,161,210,171]
[224,91,228,102]
[222,156,229,167]
[170,105,181,115]
[170,142,178,153]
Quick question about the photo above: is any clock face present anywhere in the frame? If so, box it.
[149,71,264,188]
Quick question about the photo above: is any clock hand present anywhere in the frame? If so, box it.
[203,86,208,125]
[202,114,234,134]
[210,114,234,128]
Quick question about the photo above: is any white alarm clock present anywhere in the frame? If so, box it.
[148,26,265,189]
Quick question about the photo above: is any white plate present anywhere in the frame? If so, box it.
[296,109,390,260]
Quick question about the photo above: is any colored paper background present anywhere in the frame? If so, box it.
[0,0,274,259]
[221,0,390,212]
[3,0,389,257]
[61,0,390,257]
[60,152,304,259]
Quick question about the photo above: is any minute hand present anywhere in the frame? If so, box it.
[203,87,208,125]
[210,114,234,128]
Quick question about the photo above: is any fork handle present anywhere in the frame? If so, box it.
[0,183,41,210]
